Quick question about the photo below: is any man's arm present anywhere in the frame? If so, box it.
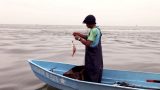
[80,38,92,47]
[78,28,97,47]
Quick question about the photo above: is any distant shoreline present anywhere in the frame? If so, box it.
[0,24,160,27]
[0,24,160,30]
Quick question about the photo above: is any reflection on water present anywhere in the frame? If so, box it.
[0,24,160,90]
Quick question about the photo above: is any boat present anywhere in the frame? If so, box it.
[28,60,160,90]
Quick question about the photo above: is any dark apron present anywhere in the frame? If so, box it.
[84,28,103,83]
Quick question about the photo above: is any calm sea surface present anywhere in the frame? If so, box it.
[0,24,160,90]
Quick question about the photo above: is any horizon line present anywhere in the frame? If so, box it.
[0,24,160,27]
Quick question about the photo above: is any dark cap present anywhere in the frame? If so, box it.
[83,15,96,24]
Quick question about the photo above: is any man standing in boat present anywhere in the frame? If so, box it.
[73,15,103,83]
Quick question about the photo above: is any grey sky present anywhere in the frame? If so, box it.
[0,0,160,26]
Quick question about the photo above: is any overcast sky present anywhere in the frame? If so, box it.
[0,0,160,26]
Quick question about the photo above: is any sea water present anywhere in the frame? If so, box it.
[0,24,160,90]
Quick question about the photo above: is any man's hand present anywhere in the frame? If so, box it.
[73,32,87,40]
[74,35,80,40]
[73,32,81,36]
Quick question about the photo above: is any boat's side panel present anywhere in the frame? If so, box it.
[77,82,135,90]
[33,71,76,90]
[30,63,78,90]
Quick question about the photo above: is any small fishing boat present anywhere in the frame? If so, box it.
[28,60,160,90]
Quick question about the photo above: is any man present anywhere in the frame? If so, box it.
[73,15,103,83]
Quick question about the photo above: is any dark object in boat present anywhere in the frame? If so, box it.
[63,66,84,80]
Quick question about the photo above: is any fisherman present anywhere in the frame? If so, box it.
[73,15,103,83]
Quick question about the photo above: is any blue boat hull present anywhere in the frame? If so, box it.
[28,60,160,90]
